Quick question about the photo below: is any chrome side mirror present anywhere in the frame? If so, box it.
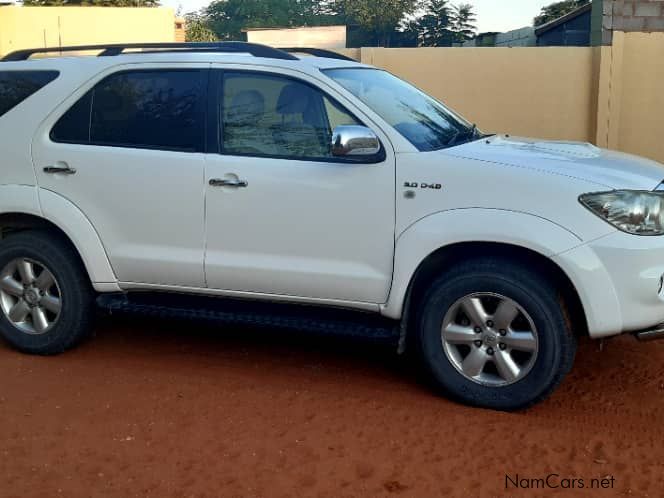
[331,125,381,157]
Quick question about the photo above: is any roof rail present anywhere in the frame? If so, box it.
[281,47,356,62]
[2,42,298,62]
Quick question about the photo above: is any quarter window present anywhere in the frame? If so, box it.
[51,69,206,152]
[0,71,59,117]
[221,72,361,159]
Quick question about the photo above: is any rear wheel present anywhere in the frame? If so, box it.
[0,231,94,354]
[417,257,576,410]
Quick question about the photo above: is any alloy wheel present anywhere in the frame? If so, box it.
[441,292,539,386]
[0,258,62,335]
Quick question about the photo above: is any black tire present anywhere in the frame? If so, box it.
[0,230,95,354]
[417,257,577,411]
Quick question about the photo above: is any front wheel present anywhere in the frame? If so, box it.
[417,257,577,410]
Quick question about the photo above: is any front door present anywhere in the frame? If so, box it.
[204,68,395,303]
[32,65,208,287]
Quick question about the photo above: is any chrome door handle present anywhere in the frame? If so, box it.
[43,165,76,175]
[209,178,248,188]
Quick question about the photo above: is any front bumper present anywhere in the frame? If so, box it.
[553,230,664,338]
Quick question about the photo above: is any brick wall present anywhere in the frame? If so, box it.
[603,0,664,32]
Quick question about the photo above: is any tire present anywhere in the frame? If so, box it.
[0,230,95,355]
[417,257,577,411]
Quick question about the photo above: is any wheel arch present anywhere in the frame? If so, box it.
[392,241,587,353]
[0,212,88,282]
[0,199,119,292]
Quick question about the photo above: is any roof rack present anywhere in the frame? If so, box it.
[281,47,356,62]
[2,41,298,62]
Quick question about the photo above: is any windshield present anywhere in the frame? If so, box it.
[324,68,477,152]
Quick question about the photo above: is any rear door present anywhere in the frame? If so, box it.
[32,64,209,287]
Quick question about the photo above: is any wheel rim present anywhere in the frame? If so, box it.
[441,292,539,387]
[0,258,62,335]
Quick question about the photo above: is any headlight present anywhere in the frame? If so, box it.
[579,190,664,235]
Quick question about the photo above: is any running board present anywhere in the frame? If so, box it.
[96,292,400,342]
[634,323,664,341]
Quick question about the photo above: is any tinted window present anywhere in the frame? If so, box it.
[0,71,58,117]
[52,70,206,152]
[51,90,92,143]
[221,72,360,159]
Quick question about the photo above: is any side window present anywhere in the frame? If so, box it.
[51,69,206,152]
[51,90,92,143]
[0,71,59,117]
[221,72,361,159]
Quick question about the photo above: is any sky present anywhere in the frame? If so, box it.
[163,0,554,33]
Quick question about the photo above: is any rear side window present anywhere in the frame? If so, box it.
[0,71,59,117]
[51,69,206,152]
[50,90,92,143]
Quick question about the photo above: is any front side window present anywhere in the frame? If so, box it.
[51,69,206,152]
[0,71,59,117]
[221,72,360,159]
[324,68,477,152]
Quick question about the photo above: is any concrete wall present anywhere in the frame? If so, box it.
[0,6,176,57]
[606,0,664,31]
[594,0,664,44]
[247,26,347,49]
[495,27,536,47]
[359,47,597,143]
[175,16,186,43]
[596,31,664,162]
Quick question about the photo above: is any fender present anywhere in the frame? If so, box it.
[381,208,622,336]
[37,188,120,292]
[0,184,42,217]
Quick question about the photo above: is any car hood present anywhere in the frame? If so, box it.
[445,135,664,190]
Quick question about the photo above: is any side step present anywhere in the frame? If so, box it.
[96,292,400,342]
[634,323,664,341]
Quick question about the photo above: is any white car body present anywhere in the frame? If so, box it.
[2,48,664,346]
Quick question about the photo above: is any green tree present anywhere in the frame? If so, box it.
[411,1,475,47]
[415,0,454,47]
[184,13,218,42]
[450,2,477,43]
[533,0,589,26]
[332,0,417,47]
[203,0,338,41]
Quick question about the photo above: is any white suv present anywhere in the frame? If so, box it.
[1,42,664,410]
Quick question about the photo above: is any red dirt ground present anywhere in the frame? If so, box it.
[1,315,663,498]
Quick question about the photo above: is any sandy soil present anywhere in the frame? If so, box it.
[1,315,663,498]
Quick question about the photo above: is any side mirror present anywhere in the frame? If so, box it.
[331,125,381,157]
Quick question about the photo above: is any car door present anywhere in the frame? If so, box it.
[204,67,395,304]
[32,65,208,287]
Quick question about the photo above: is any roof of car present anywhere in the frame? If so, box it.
[0,42,370,73]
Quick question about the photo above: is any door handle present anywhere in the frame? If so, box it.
[43,165,76,175]
[209,178,248,188]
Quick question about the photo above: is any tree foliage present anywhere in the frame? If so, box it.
[202,0,338,41]
[450,3,476,43]
[411,0,477,47]
[185,12,218,42]
[416,0,454,47]
[331,0,417,46]
[533,0,589,26]
[182,0,475,48]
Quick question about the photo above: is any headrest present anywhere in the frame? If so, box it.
[276,83,315,115]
